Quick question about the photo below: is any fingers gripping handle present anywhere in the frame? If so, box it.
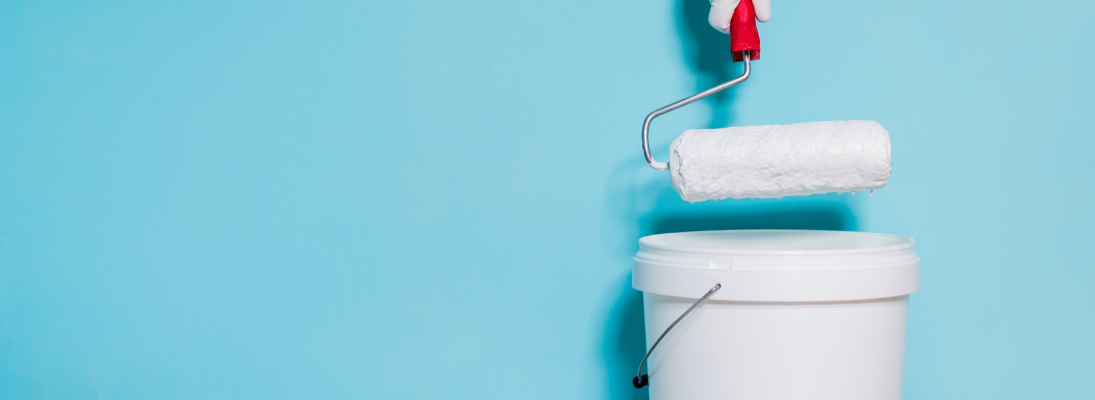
[730,0,760,61]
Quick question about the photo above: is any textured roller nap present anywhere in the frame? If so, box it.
[669,120,891,202]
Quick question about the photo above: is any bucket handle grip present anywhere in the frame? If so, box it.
[633,283,722,389]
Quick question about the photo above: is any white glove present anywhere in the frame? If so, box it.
[708,0,770,33]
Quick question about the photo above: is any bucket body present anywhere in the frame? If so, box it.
[633,230,919,400]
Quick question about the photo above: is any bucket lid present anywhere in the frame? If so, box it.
[633,230,919,302]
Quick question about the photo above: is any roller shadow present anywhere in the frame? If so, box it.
[649,206,856,234]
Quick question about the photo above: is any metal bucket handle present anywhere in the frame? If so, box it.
[632,283,722,389]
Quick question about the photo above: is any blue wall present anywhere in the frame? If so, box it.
[2,0,1093,398]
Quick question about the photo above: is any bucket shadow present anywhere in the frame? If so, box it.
[602,273,649,400]
[600,164,860,399]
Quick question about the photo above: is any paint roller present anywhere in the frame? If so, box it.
[640,0,891,203]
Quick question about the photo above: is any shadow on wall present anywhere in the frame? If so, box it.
[676,0,741,129]
[600,2,859,398]
[601,203,857,399]
[649,206,856,234]
[602,272,649,400]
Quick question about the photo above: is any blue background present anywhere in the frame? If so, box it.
[2,0,1093,398]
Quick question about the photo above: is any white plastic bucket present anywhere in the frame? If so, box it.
[633,230,919,400]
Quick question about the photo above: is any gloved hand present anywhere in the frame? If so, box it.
[709,0,770,33]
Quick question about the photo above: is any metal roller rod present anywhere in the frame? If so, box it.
[642,52,751,171]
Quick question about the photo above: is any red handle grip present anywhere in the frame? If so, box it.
[730,0,760,62]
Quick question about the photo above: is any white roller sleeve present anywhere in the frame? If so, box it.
[669,120,891,202]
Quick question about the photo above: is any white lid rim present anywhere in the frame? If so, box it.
[633,260,921,302]
[638,229,915,257]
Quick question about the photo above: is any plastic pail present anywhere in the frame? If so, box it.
[633,230,919,400]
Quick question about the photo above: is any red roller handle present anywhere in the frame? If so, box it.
[730,0,760,62]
